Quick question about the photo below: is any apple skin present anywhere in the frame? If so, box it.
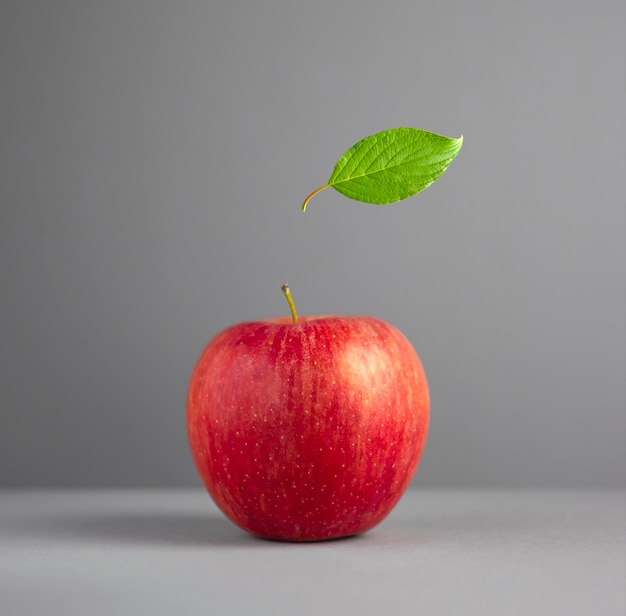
[187,315,429,541]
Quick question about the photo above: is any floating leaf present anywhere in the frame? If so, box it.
[302,128,463,211]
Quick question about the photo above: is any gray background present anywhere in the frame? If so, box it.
[1,0,624,488]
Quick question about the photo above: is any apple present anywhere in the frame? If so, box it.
[187,286,429,541]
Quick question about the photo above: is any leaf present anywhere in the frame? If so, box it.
[301,128,463,211]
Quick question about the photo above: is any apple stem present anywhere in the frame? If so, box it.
[281,283,298,323]
[301,185,329,212]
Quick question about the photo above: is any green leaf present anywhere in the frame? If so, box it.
[301,128,463,211]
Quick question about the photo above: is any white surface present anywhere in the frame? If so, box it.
[1,489,624,615]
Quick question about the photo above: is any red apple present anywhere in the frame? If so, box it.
[187,288,429,541]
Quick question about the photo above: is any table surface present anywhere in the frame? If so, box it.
[1,489,624,615]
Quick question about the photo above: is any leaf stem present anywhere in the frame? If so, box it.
[281,283,298,323]
[301,185,329,212]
